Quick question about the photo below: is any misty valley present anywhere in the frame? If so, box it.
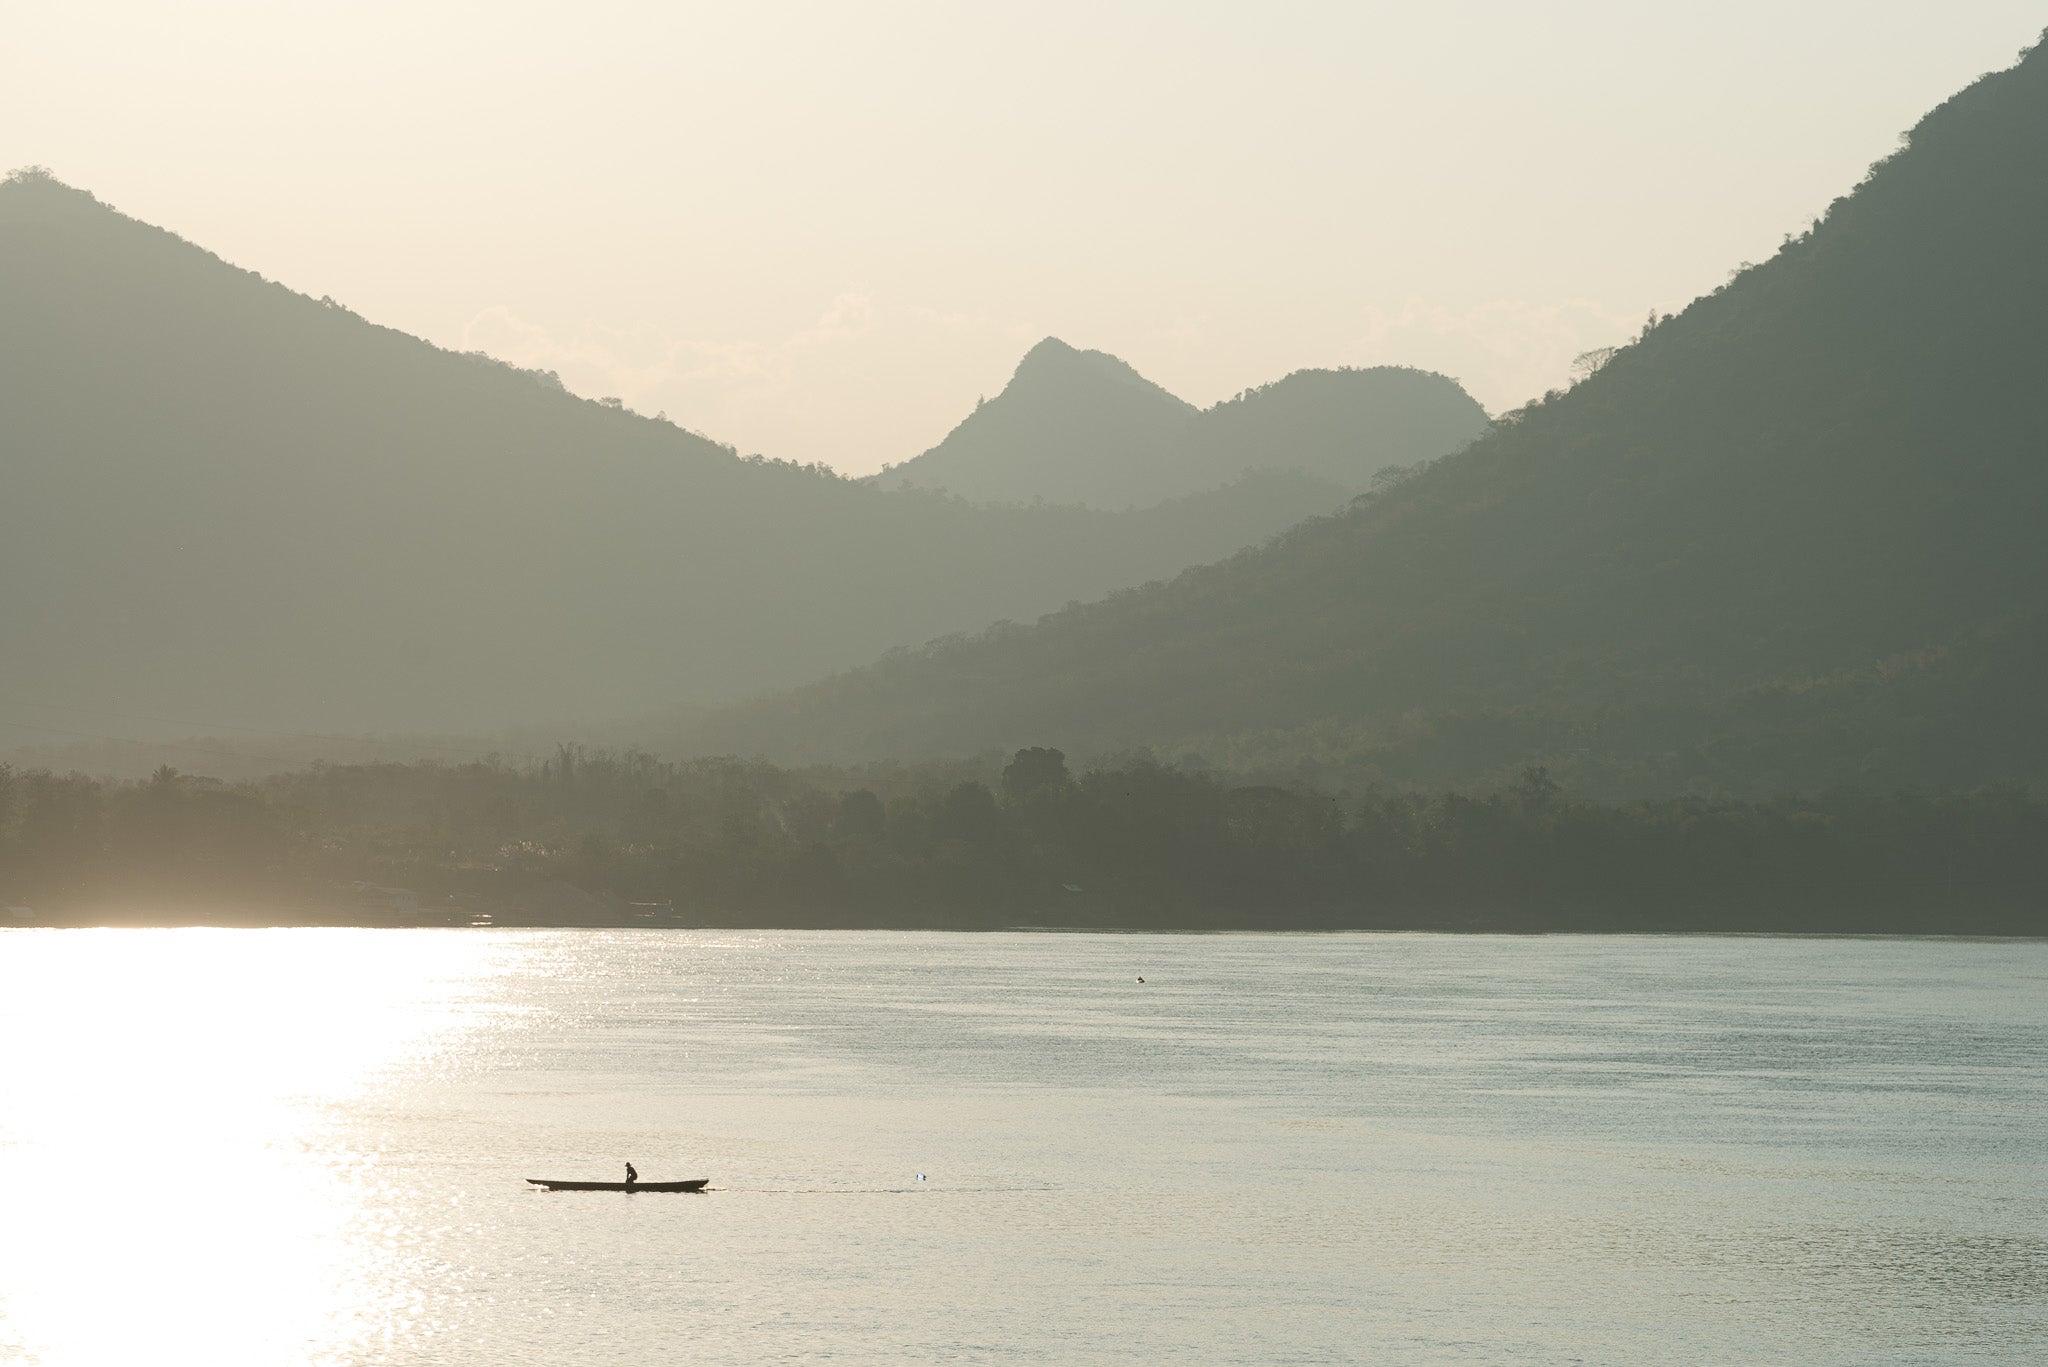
[6,14,2048,1367]
[12,37,2048,922]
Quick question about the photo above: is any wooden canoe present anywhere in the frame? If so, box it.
[526,1178,709,1192]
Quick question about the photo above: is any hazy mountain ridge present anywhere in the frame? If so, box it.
[687,38,2048,795]
[0,170,1426,743]
[876,336,1489,508]
[879,338,1200,508]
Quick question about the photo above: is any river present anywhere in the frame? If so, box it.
[0,929,2041,1365]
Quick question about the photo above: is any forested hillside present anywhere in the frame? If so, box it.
[692,40,2048,796]
[877,336,1487,508]
[0,172,1403,738]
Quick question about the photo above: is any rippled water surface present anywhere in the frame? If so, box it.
[0,930,2042,1365]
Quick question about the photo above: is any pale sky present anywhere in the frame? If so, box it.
[6,2,2042,475]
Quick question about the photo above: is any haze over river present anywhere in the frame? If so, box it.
[0,930,2041,1365]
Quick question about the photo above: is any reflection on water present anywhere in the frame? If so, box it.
[0,929,2042,1365]
[0,930,519,1366]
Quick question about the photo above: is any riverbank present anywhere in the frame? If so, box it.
[5,751,2046,936]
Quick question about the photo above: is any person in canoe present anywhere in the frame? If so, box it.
[624,1162,638,1187]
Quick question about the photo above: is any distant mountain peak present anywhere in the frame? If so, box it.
[0,178,1382,742]
[873,339,1200,506]
[1007,335,1166,395]
[1018,335,1078,364]
[880,336,1487,509]
[697,41,2048,792]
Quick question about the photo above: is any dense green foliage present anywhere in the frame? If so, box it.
[877,336,1488,508]
[0,172,1407,737]
[696,40,2048,796]
[1,752,2039,933]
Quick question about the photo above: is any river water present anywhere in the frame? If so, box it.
[0,930,2041,1365]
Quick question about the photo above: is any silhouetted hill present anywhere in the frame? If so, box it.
[691,39,2048,795]
[878,337,1487,508]
[1198,366,1491,491]
[881,339,1200,507]
[0,171,1381,737]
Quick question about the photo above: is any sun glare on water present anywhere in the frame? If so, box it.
[0,929,516,1367]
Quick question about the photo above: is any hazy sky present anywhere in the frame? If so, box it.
[7,2,2041,475]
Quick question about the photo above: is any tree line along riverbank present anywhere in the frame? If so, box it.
[0,748,2042,933]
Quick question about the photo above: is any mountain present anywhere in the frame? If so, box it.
[688,39,2048,795]
[1197,366,1493,492]
[880,339,1201,507]
[878,337,1488,508]
[0,171,1408,740]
